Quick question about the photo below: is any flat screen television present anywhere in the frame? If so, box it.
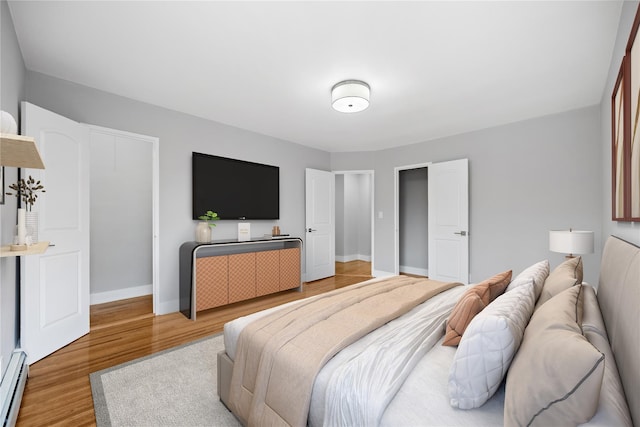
[192,152,280,220]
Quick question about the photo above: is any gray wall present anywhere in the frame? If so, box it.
[335,174,345,257]
[24,71,330,313]
[89,129,153,300]
[356,174,372,258]
[0,0,26,375]
[335,173,371,262]
[600,1,640,248]
[399,167,428,274]
[332,106,603,285]
[344,175,359,258]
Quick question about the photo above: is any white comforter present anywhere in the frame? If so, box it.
[317,285,465,426]
[223,280,505,427]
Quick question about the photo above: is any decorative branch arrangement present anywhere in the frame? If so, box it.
[6,175,45,211]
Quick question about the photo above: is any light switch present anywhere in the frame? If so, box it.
[378,211,384,219]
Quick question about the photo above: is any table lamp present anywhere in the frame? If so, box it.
[549,229,594,259]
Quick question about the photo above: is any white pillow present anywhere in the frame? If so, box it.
[448,280,535,409]
[505,259,549,301]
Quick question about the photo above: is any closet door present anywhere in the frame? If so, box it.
[20,102,90,364]
[428,159,469,283]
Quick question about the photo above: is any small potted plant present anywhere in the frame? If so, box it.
[195,210,219,243]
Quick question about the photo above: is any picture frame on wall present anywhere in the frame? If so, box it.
[612,61,626,220]
[612,4,640,222]
[628,7,640,220]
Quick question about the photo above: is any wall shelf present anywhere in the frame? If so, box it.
[0,241,50,258]
[0,133,45,169]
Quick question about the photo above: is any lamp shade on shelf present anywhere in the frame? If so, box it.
[549,230,594,257]
[0,111,17,134]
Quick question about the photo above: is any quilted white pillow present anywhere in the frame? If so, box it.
[448,280,536,409]
[505,259,549,301]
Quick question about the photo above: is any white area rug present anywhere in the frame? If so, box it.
[90,334,241,427]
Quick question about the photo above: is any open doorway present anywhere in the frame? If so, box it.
[394,159,469,282]
[18,103,160,362]
[334,170,375,277]
[88,126,159,317]
[398,167,429,277]
[395,162,432,277]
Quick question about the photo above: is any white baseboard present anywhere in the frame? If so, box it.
[90,284,152,305]
[155,298,179,316]
[399,265,429,277]
[336,254,372,263]
[372,269,395,278]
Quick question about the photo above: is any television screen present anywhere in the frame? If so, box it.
[192,152,280,220]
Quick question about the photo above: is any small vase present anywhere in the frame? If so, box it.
[195,221,211,243]
[16,208,27,245]
[26,211,39,243]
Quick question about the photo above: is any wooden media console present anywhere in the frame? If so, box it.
[179,237,302,319]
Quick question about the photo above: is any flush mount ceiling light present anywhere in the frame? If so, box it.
[331,80,370,113]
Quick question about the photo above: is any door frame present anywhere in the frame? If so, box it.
[86,125,160,314]
[333,170,375,274]
[394,162,431,276]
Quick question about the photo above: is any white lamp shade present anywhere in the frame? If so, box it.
[0,111,18,134]
[549,230,594,255]
[331,80,370,113]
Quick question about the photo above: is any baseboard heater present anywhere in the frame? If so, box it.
[0,350,28,427]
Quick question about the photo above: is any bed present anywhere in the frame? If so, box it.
[217,235,639,426]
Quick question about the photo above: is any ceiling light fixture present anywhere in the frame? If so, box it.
[331,80,370,113]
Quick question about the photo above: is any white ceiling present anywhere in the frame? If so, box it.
[8,1,623,153]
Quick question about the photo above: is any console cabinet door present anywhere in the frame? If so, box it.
[256,250,280,297]
[229,253,257,303]
[280,248,301,290]
[196,255,228,311]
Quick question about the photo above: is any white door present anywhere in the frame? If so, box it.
[305,168,335,282]
[21,102,90,364]
[428,159,469,283]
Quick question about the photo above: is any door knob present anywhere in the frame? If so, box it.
[307,228,317,232]
[454,231,467,236]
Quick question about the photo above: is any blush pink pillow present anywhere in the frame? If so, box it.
[443,270,512,346]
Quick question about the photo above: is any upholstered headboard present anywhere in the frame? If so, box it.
[596,236,640,425]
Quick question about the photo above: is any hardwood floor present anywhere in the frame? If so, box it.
[16,261,372,426]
